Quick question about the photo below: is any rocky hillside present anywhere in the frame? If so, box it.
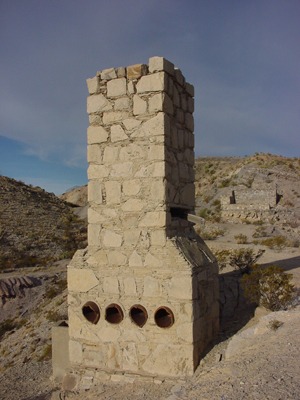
[194,153,300,234]
[0,176,87,271]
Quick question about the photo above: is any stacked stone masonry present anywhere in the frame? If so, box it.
[66,57,219,385]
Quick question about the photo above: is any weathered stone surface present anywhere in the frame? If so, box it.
[114,97,130,110]
[127,63,148,79]
[88,164,109,179]
[88,180,103,204]
[136,72,166,93]
[100,68,117,80]
[105,181,121,204]
[107,77,127,97]
[87,126,109,144]
[103,111,129,124]
[68,268,99,292]
[86,77,99,94]
[87,94,112,113]
[149,56,174,75]
[139,211,166,227]
[111,124,128,142]
[133,94,147,115]
[103,276,119,294]
[102,229,123,248]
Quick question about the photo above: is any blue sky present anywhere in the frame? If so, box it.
[0,0,299,194]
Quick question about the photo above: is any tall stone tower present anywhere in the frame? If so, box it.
[67,57,219,384]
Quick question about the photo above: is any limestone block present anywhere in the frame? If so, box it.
[116,67,126,77]
[180,183,195,206]
[150,180,165,201]
[185,82,195,97]
[122,198,145,212]
[123,118,141,131]
[87,145,102,164]
[136,72,167,93]
[181,94,187,111]
[139,211,166,227]
[119,144,145,161]
[176,322,194,343]
[105,181,121,204]
[69,340,83,364]
[175,108,184,124]
[88,208,106,224]
[103,276,119,294]
[88,164,109,179]
[142,344,194,377]
[168,276,193,300]
[88,224,101,246]
[149,56,174,75]
[86,77,99,94]
[102,229,123,248]
[89,114,102,125]
[87,126,109,144]
[111,162,133,177]
[174,68,185,86]
[127,63,148,79]
[114,97,130,110]
[127,80,135,94]
[129,250,143,267]
[88,181,103,204]
[87,249,108,267]
[143,276,161,297]
[150,230,166,246]
[144,252,162,268]
[111,125,128,142]
[185,113,194,132]
[87,94,112,114]
[188,96,194,113]
[98,326,121,342]
[123,229,141,246]
[107,78,127,97]
[122,342,138,371]
[68,268,99,292]
[148,145,165,160]
[123,277,137,295]
[148,93,173,115]
[68,309,99,342]
[141,112,168,137]
[107,343,122,369]
[107,250,127,266]
[103,111,129,124]
[103,146,119,163]
[100,68,117,80]
[133,94,147,115]
[122,179,141,196]
[152,162,166,177]
[173,85,180,107]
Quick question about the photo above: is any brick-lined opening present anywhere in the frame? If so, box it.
[105,304,124,324]
[154,306,175,328]
[82,301,100,324]
[129,305,148,327]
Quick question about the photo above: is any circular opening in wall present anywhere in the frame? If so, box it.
[82,301,100,324]
[105,304,124,324]
[129,305,148,327]
[154,306,174,328]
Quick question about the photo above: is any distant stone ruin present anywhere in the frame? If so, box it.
[53,57,219,387]
[220,184,280,221]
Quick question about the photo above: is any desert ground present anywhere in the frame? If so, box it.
[1,221,299,400]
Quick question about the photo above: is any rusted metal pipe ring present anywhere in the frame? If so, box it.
[154,306,175,328]
[129,304,148,327]
[105,303,124,324]
[82,301,100,324]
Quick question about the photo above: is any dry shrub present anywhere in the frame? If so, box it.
[234,234,248,244]
[241,265,294,311]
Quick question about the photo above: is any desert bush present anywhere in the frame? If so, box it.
[253,226,268,238]
[38,344,52,361]
[46,310,62,322]
[0,318,27,339]
[234,234,248,244]
[241,265,294,311]
[229,248,264,274]
[199,228,226,240]
[268,319,284,331]
[260,235,287,250]
[214,249,232,270]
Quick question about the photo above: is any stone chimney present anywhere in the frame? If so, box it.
[66,57,219,385]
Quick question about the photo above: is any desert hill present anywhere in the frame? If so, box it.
[0,154,299,399]
[0,176,87,271]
